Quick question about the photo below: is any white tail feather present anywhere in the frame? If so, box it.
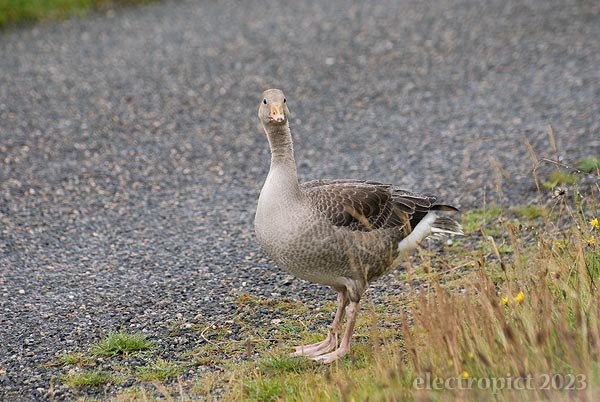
[396,213,437,254]
[431,216,464,236]
[395,213,463,260]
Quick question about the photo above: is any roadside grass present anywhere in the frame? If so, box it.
[58,352,93,366]
[512,204,548,220]
[577,157,600,174]
[543,170,577,189]
[136,358,182,382]
[0,0,157,28]
[91,330,154,357]
[61,369,123,388]
[56,330,160,392]
[460,205,503,234]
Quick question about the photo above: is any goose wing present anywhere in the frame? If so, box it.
[301,179,454,232]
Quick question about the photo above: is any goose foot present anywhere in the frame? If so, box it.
[310,345,351,363]
[290,290,349,358]
[311,301,359,364]
[291,333,337,357]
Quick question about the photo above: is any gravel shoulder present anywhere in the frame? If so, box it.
[1,0,599,399]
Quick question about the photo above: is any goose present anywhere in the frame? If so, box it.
[254,89,463,363]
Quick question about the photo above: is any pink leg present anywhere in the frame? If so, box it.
[312,301,360,363]
[291,291,349,357]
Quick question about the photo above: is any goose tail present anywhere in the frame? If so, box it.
[395,212,463,258]
[431,216,464,237]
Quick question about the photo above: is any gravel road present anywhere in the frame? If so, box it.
[1,0,599,399]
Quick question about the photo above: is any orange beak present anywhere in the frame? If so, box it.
[269,103,285,122]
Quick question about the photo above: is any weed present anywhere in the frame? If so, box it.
[136,359,181,382]
[258,355,318,374]
[513,205,547,220]
[113,386,149,401]
[543,170,577,188]
[243,376,285,402]
[461,206,502,233]
[58,352,92,366]
[192,371,222,396]
[61,370,121,388]
[577,156,600,174]
[91,330,154,357]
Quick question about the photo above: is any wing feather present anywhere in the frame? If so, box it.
[301,179,448,232]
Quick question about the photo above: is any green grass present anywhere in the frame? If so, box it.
[136,359,182,382]
[91,330,154,357]
[577,156,600,174]
[0,0,157,27]
[512,204,547,220]
[58,352,93,366]
[258,355,319,374]
[543,170,577,188]
[243,376,287,402]
[232,343,414,401]
[461,206,503,233]
[61,370,122,387]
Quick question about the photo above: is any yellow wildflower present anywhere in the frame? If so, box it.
[555,241,563,249]
[588,236,595,247]
[514,291,525,303]
[462,371,469,379]
[590,218,599,229]
[501,296,509,305]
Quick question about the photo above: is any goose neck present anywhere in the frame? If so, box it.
[264,123,300,195]
[265,123,296,166]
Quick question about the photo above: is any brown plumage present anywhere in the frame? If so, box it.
[302,179,458,231]
[254,89,462,363]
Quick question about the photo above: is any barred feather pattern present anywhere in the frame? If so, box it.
[302,179,459,234]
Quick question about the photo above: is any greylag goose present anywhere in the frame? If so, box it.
[254,89,462,363]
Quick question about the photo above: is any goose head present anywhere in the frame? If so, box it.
[258,89,289,127]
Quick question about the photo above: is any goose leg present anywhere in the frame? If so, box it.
[312,300,360,363]
[291,290,349,357]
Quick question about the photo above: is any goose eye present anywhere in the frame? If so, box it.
[263,99,267,104]
[283,98,286,103]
